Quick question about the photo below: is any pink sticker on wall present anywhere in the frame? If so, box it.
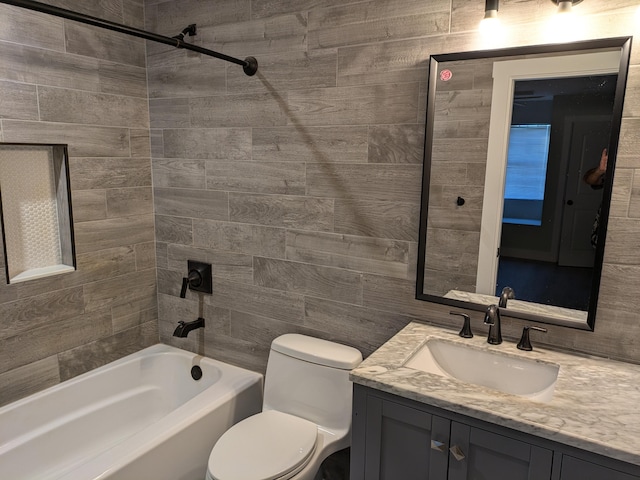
[440,69,453,81]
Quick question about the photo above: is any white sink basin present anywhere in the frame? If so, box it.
[404,338,559,403]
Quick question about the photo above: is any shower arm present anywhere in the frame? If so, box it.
[0,0,258,76]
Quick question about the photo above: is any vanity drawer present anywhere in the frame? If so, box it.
[559,455,640,480]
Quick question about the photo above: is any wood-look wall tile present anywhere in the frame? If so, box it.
[603,217,640,266]
[337,37,431,87]
[199,13,308,58]
[135,241,157,270]
[205,278,305,325]
[74,214,155,253]
[0,356,59,408]
[167,244,253,284]
[431,138,488,164]
[206,161,305,195]
[368,124,424,164]
[189,93,287,128]
[229,193,333,230]
[0,80,38,120]
[334,199,419,241]
[64,21,146,67]
[229,310,322,350]
[286,229,409,278]
[123,0,145,29]
[163,128,252,160]
[98,61,148,98]
[0,287,85,340]
[155,214,193,244]
[251,0,347,19]
[72,189,107,222]
[287,83,419,126]
[427,206,482,232]
[0,42,100,92]
[254,257,363,305]
[149,98,190,129]
[49,0,124,22]
[0,309,112,375]
[58,320,158,381]
[3,121,130,157]
[153,158,206,189]
[69,157,151,190]
[157,267,183,297]
[306,164,422,203]
[130,130,151,158]
[83,268,156,313]
[156,241,168,270]
[112,306,157,333]
[150,129,164,158]
[228,51,336,95]
[0,4,65,51]
[609,168,632,217]
[308,0,449,50]
[304,296,410,357]
[152,0,250,34]
[287,230,409,263]
[252,126,368,163]
[72,247,138,285]
[193,220,286,258]
[38,86,149,127]
[147,63,226,99]
[106,187,153,217]
[154,187,228,220]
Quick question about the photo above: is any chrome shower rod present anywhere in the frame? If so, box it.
[0,0,258,75]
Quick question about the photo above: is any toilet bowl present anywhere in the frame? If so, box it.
[206,334,362,480]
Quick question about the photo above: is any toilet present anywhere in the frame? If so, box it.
[206,333,363,480]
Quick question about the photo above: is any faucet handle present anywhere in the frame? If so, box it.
[450,311,473,338]
[517,325,547,351]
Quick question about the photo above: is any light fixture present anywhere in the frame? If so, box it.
[484,0,499,21]
[550,0,583,13]
[480,0,500,33]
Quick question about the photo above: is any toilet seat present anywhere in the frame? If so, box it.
[208,410,318,480]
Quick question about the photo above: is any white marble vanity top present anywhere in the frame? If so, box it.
[350,321,640,466]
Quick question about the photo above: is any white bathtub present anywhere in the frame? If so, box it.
[0,344,263,480]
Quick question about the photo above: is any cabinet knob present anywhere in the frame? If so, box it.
[430,440,446,452]
[450,445,466,461]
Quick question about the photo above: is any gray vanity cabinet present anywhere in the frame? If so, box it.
[447,422,552,480]
[351,385,640,480]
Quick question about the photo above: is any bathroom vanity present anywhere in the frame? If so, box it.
[349,322,640,480]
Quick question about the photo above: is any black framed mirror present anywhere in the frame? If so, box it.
[416,37,632,330]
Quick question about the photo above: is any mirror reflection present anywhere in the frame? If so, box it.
[416,38,631,329]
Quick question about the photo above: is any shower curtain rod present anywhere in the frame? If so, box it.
[0,0,258,76]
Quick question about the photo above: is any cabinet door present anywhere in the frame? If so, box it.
[362,395,450,480]
[447,422,553,480]
[559,455,640,480]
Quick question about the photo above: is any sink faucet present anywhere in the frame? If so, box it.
[173,317,205,338]
[498,286,515,308]
[483,305,502,345]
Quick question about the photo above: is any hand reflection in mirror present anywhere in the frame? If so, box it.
[583,148,608,248]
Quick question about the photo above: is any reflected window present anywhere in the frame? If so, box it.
[502,124,551,226]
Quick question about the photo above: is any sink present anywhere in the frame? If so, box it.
[404,338,559,403]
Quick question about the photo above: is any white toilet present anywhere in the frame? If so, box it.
[206,333,363,480]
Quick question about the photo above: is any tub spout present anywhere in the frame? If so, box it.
[173,317,205,338]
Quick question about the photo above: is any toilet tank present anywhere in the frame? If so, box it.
[262,334,362,433]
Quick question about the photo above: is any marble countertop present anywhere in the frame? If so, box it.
[350,321,640,466]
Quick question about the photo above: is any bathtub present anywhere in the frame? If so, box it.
[0,344,263,480]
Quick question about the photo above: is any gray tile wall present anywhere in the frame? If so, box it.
[4,0,640,409]
[146,0,640,370]
[0,0,157,407]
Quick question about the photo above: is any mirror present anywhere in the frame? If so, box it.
[416,37,632,330]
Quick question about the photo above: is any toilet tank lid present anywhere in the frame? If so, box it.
[271,334,362,370]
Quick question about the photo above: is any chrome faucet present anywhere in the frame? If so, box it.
[498,286,515,308]
[483,305,502,345]
[173,317,205,338]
